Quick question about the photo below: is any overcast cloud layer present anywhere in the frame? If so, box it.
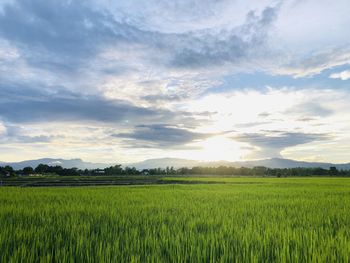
[0,0,350,163]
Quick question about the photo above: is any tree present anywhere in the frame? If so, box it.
[0,166,15,177]
[104,165,123,175]
[23,166,34,175]
[35,164,50,174]
[4,166,14,176]
[329,166,338,176]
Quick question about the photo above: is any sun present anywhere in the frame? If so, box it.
[195,136,244,162]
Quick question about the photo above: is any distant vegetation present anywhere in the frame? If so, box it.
[1,163,349,177]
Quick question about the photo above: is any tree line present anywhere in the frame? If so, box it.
[1,164,349,177]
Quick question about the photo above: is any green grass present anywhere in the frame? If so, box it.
[1,177,350,262]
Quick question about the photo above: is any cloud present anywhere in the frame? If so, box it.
[99,0,273,33]
[278,48,350,77]
[0,81,199,125]
[0,124,56,144]
[0,1,131,58]
[258,112,271,118]
[169,6,278,68]
[0,0,158,78]
[4,134,53,144]
[234,131,329,158]
[101,76,221,108]
[113,124,212,148]
[0,0,280,74]
[0,0,348,79]
[285,102,333,118]
[0,121,6,135]
[329,70,350,80]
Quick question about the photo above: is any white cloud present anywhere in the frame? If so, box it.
[276,48,350,78]
[0,121,6,135]
[180,87,350,161]
[0,40,19,61]
[329,70,350,80]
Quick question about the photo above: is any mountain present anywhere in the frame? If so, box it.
[230,158,350,169]
[127,158,201,170]
[128,157,350,170]
[0,158,110,170]
[1,157,350,170]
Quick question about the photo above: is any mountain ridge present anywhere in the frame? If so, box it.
[1,157,349,170]
[128,157,350,170]
[0,158,112,170]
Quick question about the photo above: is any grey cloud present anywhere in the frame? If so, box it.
[142,94,184,103]
[5,134,53,144]
[234,131,329,158]
[297,117,316,122]
[258,112,271,118]
[170,6,278,68]
[0,0,123,53]
[0,0,146,72]
[113,124,212,148]
[235,132,328,148]
[0,82,197,125]
[0,1,279,73]
[235,121,272,128]
[0,124,56,144]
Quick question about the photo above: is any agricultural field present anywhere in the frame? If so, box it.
[0,175,206,187]
[1,177,350,262]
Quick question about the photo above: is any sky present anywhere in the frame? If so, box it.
[0,0,350,164]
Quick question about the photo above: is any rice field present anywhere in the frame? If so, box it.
[1,177,350,262]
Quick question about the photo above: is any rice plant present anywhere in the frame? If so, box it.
[1,177,349,262]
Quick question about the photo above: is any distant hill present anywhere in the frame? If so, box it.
[128,157,350,170]
[1,157,350,170]
[230,158,350,170]
[127,158,201,170]
[0,158,110,170]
